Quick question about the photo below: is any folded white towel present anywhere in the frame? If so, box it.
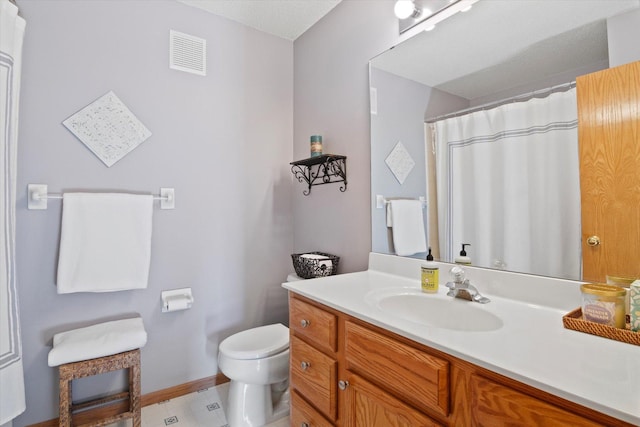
[48,317,147,367]
[389,199,427,256]
[56,193,153,293]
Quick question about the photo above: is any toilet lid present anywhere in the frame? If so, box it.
[219,323,289,360]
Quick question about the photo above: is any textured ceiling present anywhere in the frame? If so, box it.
[178,0,342,40]
[371,0,640,101]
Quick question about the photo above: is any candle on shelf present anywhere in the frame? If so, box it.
[310,135,323,157]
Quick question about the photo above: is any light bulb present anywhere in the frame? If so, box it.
[394,0,418,20]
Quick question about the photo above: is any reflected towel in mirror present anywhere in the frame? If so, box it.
[388,199,427,256]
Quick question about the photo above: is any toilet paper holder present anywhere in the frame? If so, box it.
[161,287,194,312]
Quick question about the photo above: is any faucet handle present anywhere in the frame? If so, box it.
[449,266,465,283]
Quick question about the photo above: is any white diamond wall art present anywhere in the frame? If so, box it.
[385,141,415,184]
[62,91,152,167]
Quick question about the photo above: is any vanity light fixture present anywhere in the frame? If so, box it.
[397,0,480,34]
[394,0,422,20]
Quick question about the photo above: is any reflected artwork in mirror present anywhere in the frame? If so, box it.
[370,0,640,282]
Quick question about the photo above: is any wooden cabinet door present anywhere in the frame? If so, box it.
[577,60,640,282]
[470,375,602,427]
[342,373,442,427]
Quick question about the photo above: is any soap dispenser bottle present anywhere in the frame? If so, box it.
[421,247,439,293]
[455,243,472,265]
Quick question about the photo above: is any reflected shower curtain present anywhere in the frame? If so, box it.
[0,0,26,423]
[434,88,581,279]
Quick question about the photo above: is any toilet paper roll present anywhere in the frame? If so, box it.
[164,295,192,312]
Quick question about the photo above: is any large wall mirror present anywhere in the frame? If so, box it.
[370,0,640,282]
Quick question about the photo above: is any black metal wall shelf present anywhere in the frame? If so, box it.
[290,154,347,196]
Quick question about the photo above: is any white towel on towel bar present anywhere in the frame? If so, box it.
[388,199,427,256]
[56,193,153,293]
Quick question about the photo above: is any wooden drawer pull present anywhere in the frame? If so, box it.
[301,319,311,328]
[301,361,311,370]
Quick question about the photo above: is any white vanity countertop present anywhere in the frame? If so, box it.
[283,253,640,424]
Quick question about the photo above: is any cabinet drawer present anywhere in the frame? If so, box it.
[345,321,449,417]
[291,335,338,421]
[291,390,334,427]
[469,375,602,427]
[290,296,337,353]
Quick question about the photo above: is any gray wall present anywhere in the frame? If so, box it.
[292,0,407,272]
[608,8,640,67]
[15,1,293,425]
[369,68,433,256]
[369,67,470,257]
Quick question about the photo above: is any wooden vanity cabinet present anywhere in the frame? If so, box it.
[288,293,632,427]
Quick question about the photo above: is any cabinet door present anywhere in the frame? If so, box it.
[470,375,601,427]
[342,373,442,427]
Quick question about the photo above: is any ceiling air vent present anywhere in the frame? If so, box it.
[170,30,206,76]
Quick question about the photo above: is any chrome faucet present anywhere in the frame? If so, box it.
[445,266,490,304]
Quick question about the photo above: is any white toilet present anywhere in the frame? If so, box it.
[218,323,290,427]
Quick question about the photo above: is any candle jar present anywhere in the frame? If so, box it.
[310,135,323,157]
[581,283,626,329]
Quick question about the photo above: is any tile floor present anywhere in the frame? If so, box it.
[108,382,289,427]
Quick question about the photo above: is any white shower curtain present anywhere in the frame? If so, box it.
[434,88,581,280]
[0,0,26,423]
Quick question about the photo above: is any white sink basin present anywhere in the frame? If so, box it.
[366,288,503,332]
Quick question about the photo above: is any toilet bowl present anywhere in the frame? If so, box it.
[218,323,290,427]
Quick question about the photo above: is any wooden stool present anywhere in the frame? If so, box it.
[48,318,147,427]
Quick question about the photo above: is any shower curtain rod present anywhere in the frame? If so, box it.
[426,80,576,124]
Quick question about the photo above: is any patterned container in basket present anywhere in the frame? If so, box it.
[291,252,340,279]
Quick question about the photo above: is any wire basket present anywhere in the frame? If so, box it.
[291,252,340,279]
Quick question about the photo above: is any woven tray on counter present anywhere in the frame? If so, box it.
[563,308,640,346]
